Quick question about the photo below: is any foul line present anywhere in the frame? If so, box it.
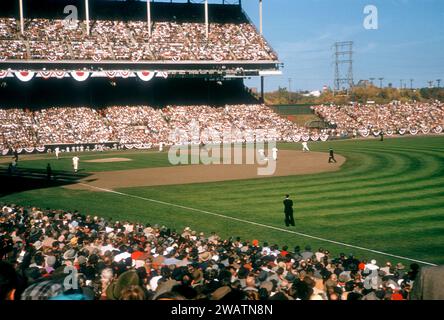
[79,183,438,267]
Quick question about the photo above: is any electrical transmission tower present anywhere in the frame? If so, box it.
[333,41,354,93]
[437,79,442,88]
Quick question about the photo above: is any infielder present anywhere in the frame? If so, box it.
[272,147,278,161]
[302,141,310,152]
[258,148,267,161]
[55,147,60,160]
[72,156,80,173]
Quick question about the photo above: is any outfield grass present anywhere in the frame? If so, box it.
[1,136,444,265]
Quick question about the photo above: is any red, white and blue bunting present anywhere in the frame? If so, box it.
[105,71,118,78]
[372,130,381,137]
[1,149,9,156]
[156,71,168,79]
[123,144,152,150]
[359,128,370,137]
[136,71,155,82]
[320,134,329,142]
[434,126,443,134]
[398,128,407,135]
[172,56,181,62]
[119,71,132,79]
[38,71,52,79]
[293,135,301,143]
[0,56,6,62]
[0,70,9,78]
[310,133,320,141]
[7,70,168,81]
[54,71,67,79]
[421,127,430,134]
[47,55,57,61]
[14,70,35,82]
[71,71,90,82]
[409,128,418,135]
[301,134,310,142]
[386,130,394,136]
[92,54,102,62]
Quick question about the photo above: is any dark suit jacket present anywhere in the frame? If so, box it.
[283,199,293,214]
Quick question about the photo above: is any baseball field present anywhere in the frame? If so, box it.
[1,136,443,266]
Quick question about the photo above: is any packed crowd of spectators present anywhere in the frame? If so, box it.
[0,203,424,300]
[0,104,313,150]
[0,18,277,61]
[312,102,444,137]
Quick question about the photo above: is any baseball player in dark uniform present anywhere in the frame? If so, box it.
[328,148,337,163]
[283,195,295,227]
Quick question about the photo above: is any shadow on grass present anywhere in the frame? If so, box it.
[0,167,94,197]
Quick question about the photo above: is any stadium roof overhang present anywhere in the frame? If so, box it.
[0,60,282,81]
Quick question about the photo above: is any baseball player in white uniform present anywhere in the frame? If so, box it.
[72,156,79,173]
[55,147,60,159]
[159,142,164,152]
[272,147,278,161]
[302,141,310,152]
[258,148,268,161]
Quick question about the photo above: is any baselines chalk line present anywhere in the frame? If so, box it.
[79,183,438,267]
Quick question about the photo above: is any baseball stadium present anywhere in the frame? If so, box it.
[0,0,443,302]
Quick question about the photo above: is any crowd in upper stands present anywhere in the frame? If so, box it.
[0,104,314,151]
[0,203,424,300]
[0,18,277,61]
[312,102,444,137]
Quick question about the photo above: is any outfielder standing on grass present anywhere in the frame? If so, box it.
[302,141,310,152]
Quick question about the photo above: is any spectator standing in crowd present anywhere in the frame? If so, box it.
[283,194,295,227]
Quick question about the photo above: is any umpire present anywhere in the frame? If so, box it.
[283,195,295,227]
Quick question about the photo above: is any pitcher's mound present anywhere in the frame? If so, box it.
[85,158,133,163]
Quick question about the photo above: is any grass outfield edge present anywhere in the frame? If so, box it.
[79,183,438,267]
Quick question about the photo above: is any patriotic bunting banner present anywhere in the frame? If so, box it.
[92,55,102,62]
[0,70,9,78]
[54,71,67,79]
[310,134,320,141]
[119,71,132,79]
[398,128,407,135]
[320,134,329,142]
[38,71,52,79]
[105,71,117,78]
[421,127,430,134]
[434,126,443,134]
[71,71,90,82]
[15,71,35,82]
[409,128,418,135]
[136,71,155,82]
[156,71,168,79]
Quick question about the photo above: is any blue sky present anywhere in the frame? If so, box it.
[240,0,444,91]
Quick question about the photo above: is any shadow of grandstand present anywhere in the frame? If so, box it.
[0,168,93,197]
